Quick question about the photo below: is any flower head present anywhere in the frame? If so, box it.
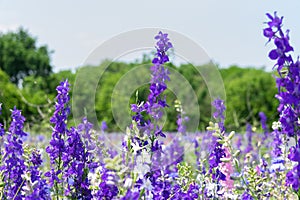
[264,12,300,192]
[212,98,226,132]
[1,107,27,199]
[46,79,70,189]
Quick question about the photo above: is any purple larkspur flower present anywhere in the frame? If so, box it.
[194,138,202,170]
[162,135,184,174]
[95,168,119,199]
[125,32,173,198]
[177,115,189,135]
[209,98,226,183]
[45,79,70,196]
[269,157,285,173]
[259,112,268,137]
[62,126,94,199]
[258,112,267,131]
[264,12,300,191]
[241,191,254,200]
[170,183,200,200]
[101,121,108,132]
[0,103,4,137]
[145,169,173,199]
[288,144,300,162]
[131,31,172,136]
[244,123,253,154]
[286,164,300,191]
[120,190,140,200]
[129,32,173,165]
[212,98,226,133]
[46,80,70,166]
[264,12,298,138]
[272,128,283,157]
[25,149,50,199]
[0,107,27,199]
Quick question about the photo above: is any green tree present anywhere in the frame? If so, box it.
[222,66,278,130]
[0,28,52,84]
[0,70,22,123]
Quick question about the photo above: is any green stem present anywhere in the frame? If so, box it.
[12,179,25,200]
[55,150,63,200]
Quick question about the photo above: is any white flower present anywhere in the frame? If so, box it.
[131,141,143,154]
[140,149,151,163]
[161,144,166,151]
[223,192,238,200]
[141,179,153,200]
[142,179,153,191]
[269,163,285,173]
[124,178,133,188]
[205,183,217,197]
[88,166,102,186]
[134,154,150,179]
[272,121,281,130]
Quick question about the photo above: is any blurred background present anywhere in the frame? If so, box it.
[0,1,298,133]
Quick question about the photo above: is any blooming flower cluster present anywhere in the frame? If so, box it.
[0,107,50,199]
[208,99,226,183]
[123,31,174,199]
[23,149,50,199]
[63,127,93,198]
[45,80,71,197]
[129,32,173,164]
[0,107,27,199]
[131,31,172,140]
[264,11,300,192]
[1,18,300,199]
[259,112,267,133]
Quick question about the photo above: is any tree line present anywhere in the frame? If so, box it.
[0,29,278,133]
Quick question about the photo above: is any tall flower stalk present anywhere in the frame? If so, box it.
[259,112,268,141]
[264,12,300,194]
[62,127,93,199]
[1,107,27,199]
[208,98,226,183]
[130,31,173,159]
[0,104,5,162]
[0,104,4,137]
[45,80,70,198]
[128,31,173,198]
[244,123,253,154]
[23,149,50,199]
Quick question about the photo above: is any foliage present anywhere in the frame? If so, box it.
[0,62,279,133]
[0,28,52,84]
[222,66,278,131]
[0,69,22,122]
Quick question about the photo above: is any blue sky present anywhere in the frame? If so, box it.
[0,1,299,71]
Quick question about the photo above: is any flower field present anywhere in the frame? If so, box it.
[0,12,300,199]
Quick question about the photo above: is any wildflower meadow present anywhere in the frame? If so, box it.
[0,12,300,199]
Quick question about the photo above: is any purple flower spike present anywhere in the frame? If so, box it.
[209,98,226,184]
[46,79,70,193]
[0,103,5,137]
[101,121,108,132]
[131,31,173,143]
[128,32,173,196]
[26,150,50,199]
[286,165,300,191]
[212,98,226,133]
[264,12,300,191]
[0,107,27,199]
